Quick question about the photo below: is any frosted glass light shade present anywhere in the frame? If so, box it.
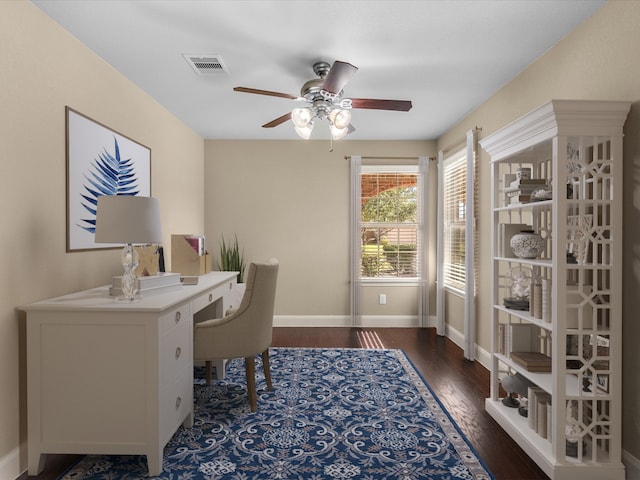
[329,108,351,129]
[292,107,313,128]
[294,122,314,140]
[330,124,349,140]
[95,195,162,244]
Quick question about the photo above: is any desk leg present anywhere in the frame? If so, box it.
[213,359,227,379]
[28,451,46,476]
[147,449,163,477]
[183,407,194,428]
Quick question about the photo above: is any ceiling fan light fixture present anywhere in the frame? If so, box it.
[295,121,314,140]
[292,107,313,128]
[329,108,351,130]
[330,124,349,140]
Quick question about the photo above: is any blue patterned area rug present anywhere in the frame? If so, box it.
[60,348,494,479]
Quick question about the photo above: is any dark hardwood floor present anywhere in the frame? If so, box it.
[19,327,549,480]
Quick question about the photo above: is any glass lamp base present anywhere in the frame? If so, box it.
[115,294,142,303]
[115,243,141,302]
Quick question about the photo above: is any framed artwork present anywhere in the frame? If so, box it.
[66,107,151,251]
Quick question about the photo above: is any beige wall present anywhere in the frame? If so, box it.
[204,140,435,320]
[1,2,205,476]
[437,0,640,461]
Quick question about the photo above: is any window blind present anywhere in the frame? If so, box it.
[442,151,467,290]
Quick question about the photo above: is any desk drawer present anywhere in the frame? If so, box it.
[160,318,191,384]
[159,372,192,447]
[158,304,190,335]
[191,284,229,321]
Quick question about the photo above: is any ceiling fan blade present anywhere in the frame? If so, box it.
[350,98,413,112]
[262,113,291,128]
[322,61,358,94]
[234,87,299,100]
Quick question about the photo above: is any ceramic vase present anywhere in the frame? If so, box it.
[510,230,545,259]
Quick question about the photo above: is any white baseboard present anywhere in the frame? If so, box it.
[274,315,438,328]
[443,323,492,370]
[274,315,352,327]
[1,444,25,480]
[624,449,640,479]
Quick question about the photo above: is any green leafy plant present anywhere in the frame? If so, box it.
[217,235,246,283]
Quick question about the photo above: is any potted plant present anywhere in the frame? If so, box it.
[217,234,246,282]
[217,235,247,309]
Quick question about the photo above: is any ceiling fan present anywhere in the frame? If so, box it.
[233,60,413,140]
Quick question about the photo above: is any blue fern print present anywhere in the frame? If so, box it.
[77,137,141,233]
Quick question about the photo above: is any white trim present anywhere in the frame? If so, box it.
[1,444,24,480]
[361,164,419,173]
[444,322,491,370]
[360,279,421,286]
[273,315,437,328]
[623,450,640,480]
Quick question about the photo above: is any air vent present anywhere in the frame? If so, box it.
[183,54,229,76]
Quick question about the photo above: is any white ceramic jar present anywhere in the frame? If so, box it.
[510,230,545,259]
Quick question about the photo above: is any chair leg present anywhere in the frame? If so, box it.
[245,356,257,412]
[262,349,273,391]
[205,361,212,385]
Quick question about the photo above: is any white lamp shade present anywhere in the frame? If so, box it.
[95,195,162,244]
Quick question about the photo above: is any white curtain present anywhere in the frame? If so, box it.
[418,156,430,327]
[463,129,477,360]
[350,155,362,326]
[436,130,478,360]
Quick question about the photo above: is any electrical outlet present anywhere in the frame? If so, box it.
[379,294,387,305]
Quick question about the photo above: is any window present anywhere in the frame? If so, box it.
[442,150,467,290]
[360,166,420,279]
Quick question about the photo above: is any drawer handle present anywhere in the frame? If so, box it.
[175,311,181,323]
[175,397,181,408]
[209,293,213,302]
[175,347,182,359]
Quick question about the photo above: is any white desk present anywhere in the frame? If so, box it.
[22,271,237,476]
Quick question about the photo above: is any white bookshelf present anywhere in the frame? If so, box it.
[480,100,629,480]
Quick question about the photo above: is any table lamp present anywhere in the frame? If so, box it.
[95,195,162,302]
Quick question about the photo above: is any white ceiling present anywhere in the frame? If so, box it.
[33,0,605,141]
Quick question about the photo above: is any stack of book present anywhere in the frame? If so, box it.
[504,178,548,205]
[510,351,552,372]
[527,386,552,441]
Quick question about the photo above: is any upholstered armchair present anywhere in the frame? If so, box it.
[194,259,279,412]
